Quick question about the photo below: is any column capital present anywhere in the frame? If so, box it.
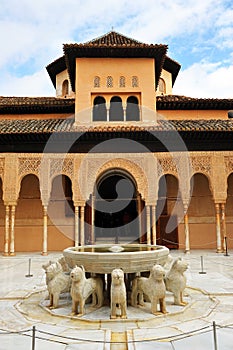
[74,201,85,207]
[4,201,17,207]
[214,200,226,205]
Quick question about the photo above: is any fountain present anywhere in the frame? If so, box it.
[40,244,190,321]
[63,243,169,274]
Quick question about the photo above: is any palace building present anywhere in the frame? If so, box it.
[1,30,233,255]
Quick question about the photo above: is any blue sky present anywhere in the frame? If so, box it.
[0,0,233,98]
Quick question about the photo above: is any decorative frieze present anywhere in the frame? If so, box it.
[224,156,233,176]
[50,158,74,178]
[18,157,41,177]
[191,156,212,176]
[0,158,5,177]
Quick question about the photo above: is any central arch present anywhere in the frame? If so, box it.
[94,171,140,243]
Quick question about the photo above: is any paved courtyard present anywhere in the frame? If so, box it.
[0,249,233,349]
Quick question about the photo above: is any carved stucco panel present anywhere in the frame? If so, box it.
[224,156,233,178]
[3,155,18,204]
[191,156,212,177]
[0,158,5,179]
[77,155,150,202]
[157,157,178,178]
[156,153,194,204]
[49,157,74,179]
[97,158,149,201]
[18,157,41,178]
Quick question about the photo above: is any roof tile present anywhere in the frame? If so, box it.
[0,118,232,134]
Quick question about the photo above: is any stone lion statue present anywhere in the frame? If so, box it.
[43,261,71,309]
[42,256,70,277]
[110,268,127,319]
[165,257,188,306]
[131,264,167,315]
[70,265,103,316]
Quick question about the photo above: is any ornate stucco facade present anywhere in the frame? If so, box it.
[1,31,233,255]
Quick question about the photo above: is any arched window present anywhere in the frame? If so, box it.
[159,78,166,94]
[126,96,140,121]
[109,96,124,121]
[132,76,139,87]
[93,96,107,121]
[62,79,69,96]
[94,76,100,88]
[119,76,125,87]
[107,76,113,88]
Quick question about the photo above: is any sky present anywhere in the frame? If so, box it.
[0,0,233,98]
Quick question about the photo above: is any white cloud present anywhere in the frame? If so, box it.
[173,62,233,98]
[0,0,233,97]
[0,70,54,97]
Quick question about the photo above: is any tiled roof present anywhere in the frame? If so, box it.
[46,31,171,90]
[63,31,168,91]
[1,95,233,114]
[0,118,233,134]
[157,95,233,110]
[83,31,151,47]
[0,97,75,114]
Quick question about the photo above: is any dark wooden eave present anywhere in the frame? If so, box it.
[46,56,67,88]
[1,95,233,114]
[157,95,233,110]
[0,97,75,114]
[163,57,181,87]
[0,118,232,153]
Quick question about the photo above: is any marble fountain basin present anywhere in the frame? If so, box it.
[63,244,169,274]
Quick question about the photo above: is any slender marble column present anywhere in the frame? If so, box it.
[123,108,127,121]
[146,205,151,245]
[215,203,222,253]
[106,103,110,122]
[137,196,142,243]
[151,205,157,245]
[80,206,85,246]
[10,205,16,256]
[91,195,95,244]
[42,206,48,256]
[3,205,10,256]
[184,205,190,253]
[221,203,227,252]
[74,206,80,247]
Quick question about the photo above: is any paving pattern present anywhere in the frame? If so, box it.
[0,250,233,349]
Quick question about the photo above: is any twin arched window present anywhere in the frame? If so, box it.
[92,95,139,121]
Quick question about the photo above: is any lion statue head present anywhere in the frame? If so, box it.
[45,261,62,280]
[111,268,124,286]
[172,257,188,274]
[150,264,165,280]
[70,265,85,283]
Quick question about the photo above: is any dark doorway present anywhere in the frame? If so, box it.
[94,173,139,242]
[156,174,179,249]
